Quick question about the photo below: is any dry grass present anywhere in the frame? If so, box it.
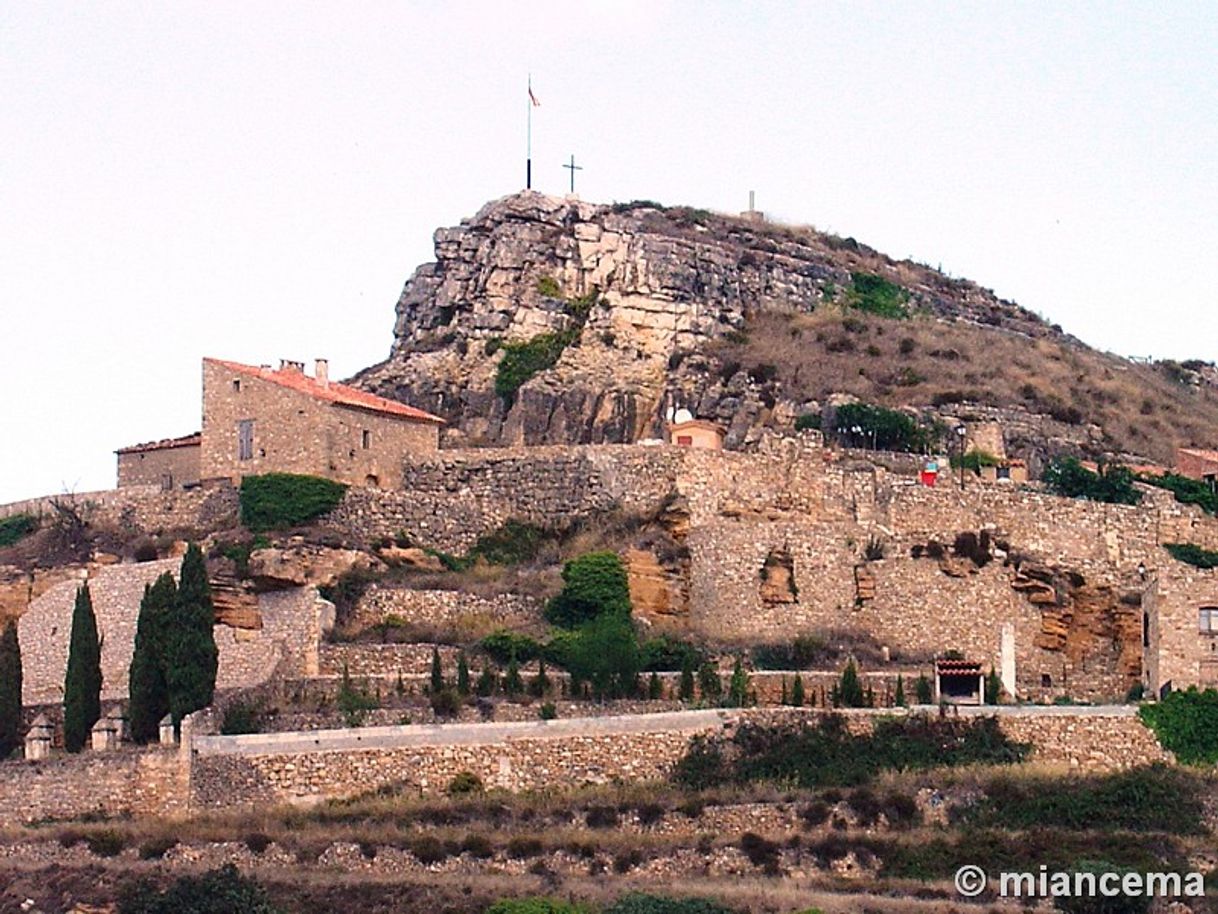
[722,309,1218,463]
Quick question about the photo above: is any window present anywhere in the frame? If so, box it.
[1200,607,1218,633]
[237,419,254,461]
[160,473,173,491]
[997,465,1011,480]
[362,429,371,450]
[677,435,693,446]
[232,379,241,393]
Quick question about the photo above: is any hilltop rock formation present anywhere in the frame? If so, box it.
[354,192,1049,448]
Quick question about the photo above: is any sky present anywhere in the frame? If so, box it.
[2,1,1216,503]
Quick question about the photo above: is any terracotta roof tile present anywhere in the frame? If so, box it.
[205,358,444,424]
[116,432,202,455]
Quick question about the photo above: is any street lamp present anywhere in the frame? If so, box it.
[955,425,967,490]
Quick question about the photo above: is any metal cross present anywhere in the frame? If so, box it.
[563,154,582,193]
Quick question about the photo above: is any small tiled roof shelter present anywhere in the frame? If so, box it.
[666,419,726,450]
[935,658,985,705]
[1176,448,1218,483]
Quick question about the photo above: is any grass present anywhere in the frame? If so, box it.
[716,309,1218,465]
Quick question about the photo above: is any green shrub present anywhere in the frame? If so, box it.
[1053,861,1153,914]
[1139,687,1218,763]
[961,765,1202,834]
[1042,458,1141,506]
[220,700,265,735]
[495,330,579,404]
[950,449,1001,472]
[447,770,484,795]
[1141,472,1217,514]
[794,413,821,432]
[481,630,542,664]
[914,673,933,704]
[1163,542,1218,569]
[536,276,562,298]
[676,714,1028,789]
[486,900,586,914]
[847,272,909,319]
[468,520,547,565]
[85,829,127,857]
[559,613,641,700]
[239,473,347,532]
[539,702,557,720]
[337,665,379,727]
[641,636,704,671]
[118,864,282,914]
[832,402,927,451]
[544,551,631,628]
[603,894,737,914]
[0,514,37,548]
[752,633,827,670]
[430,687,462,718]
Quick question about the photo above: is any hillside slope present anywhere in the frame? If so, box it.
[355,191,1218,465]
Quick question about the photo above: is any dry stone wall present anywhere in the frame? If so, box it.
[0,483,237,536]
[350,585,538,632]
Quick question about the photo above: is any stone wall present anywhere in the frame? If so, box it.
[18,559,324,703]
[349,585,539,632]
[330,444,684,551]
[0,483,237,535]
[0,744,188,824]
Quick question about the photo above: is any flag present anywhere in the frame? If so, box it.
[529,86,540,107]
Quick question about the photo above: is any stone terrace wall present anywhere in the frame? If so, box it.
[0,745,188,824]
[19,559,323,703]
[329,444,685,551]
[0,483,237,535]
[349,585,539,632]
[189,706,1167,810]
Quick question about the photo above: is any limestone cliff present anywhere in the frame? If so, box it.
[354,192,1218,461]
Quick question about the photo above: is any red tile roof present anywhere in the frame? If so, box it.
[935,659,983,674]
[205,358,444,424]
[116,432,202,455]
[1178,448,1218,464]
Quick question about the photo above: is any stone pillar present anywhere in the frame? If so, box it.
[1000,622,1016,699]
[158,714,176,746]
[24,713,53,760]
[91,715,119,751]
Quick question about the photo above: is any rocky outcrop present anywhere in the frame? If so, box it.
[247,545,383,591]
[355,192,1050,449]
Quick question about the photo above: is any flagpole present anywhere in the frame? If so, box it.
[526,73,533,190]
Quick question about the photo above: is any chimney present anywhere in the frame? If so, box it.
[315,358,329,387]
[279,359,304,373]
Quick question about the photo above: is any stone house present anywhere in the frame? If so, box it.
[1175,448,1218,484]
[666,419,725,450]
[115,433,202,489]
[200,358,443,489]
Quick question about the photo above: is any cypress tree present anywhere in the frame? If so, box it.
[791,674,805,708]
[529,658,550,697]
[63,582,102,753]
[915,673,933,704]
[0,620,23,758]
[429,646,444,694]
[780,677,788,706]
[697,661,722,703]
[648,671,663,700]
[128,573,175,743]
[165,544,218,725]
[456,651,470,696]
[837,658,865,708]
[678,654,695,702]
[504,651,524,696]
[728,656,749,708]
[894,674,907,708]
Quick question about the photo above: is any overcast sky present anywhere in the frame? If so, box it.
[2,1,1216,503]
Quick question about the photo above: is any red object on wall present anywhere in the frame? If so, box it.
[920,470,937,486]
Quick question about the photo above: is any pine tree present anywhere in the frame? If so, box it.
[791,674,805,708]
[165,544,218,725]
[648,671,663,700]
[456,651,470,696]
[678,654,696,702]
[128,573,175,743]
[894,674,907,708]
[63,582,102,753]
[0,620,23,759]
[430,646,444,694]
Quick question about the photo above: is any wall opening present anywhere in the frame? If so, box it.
[759,548,797,604]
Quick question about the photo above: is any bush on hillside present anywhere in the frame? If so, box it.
[118,864,282,914]
[831,402,928,451]
[544,551,631,628]
[1163,542,1218,569]
[1139,687,1218,764]
[480,630,543,663]
[847,272,910,319]
[485,900,586,914]
[1140,472,1217,514]
[1041,458,1141,506]
[0,514,37,548]
[495,330,579,404]
[239,473,347,532]
[604,896,738,914]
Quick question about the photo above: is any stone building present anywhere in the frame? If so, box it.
[200,358,444,489]
[115,433,202,489]
[1175,448,1218,483]
[666,419,725,450]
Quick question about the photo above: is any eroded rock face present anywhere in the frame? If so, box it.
[355,192,1047,448]
[247,546,382,591]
